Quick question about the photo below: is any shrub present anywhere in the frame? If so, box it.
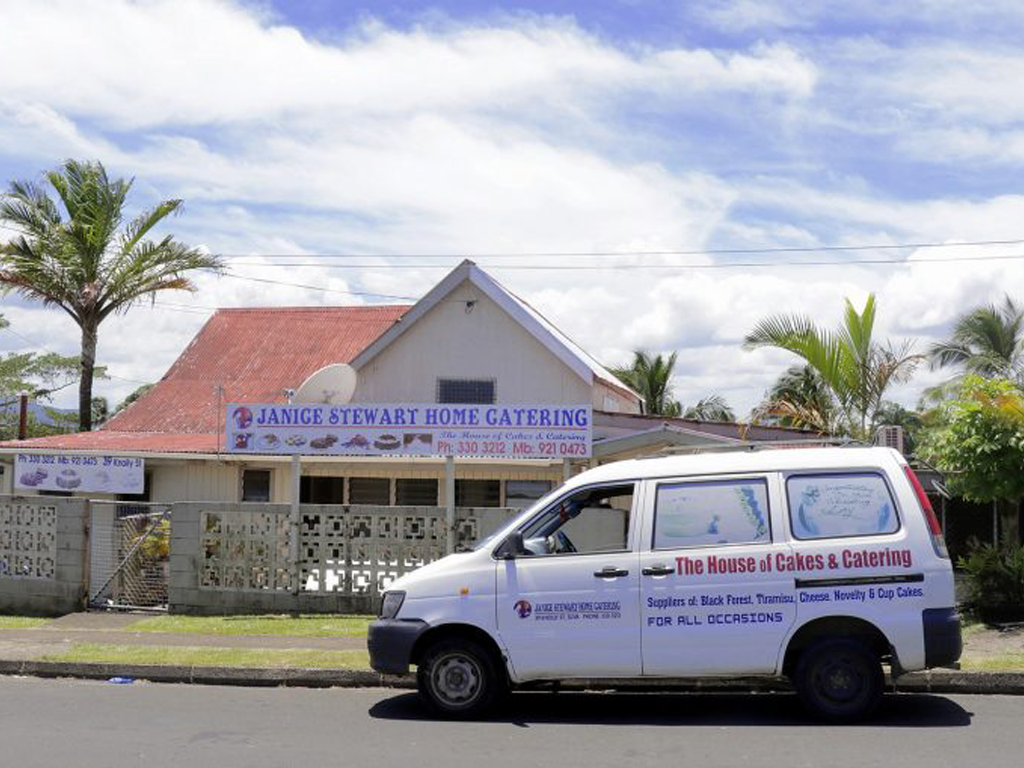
[958,539,1024,623]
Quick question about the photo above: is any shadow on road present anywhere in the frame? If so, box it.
[369,690,972,727]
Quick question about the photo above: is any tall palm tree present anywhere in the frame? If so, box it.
[744,294,922,438]
[611,350,680,415]
[928,294,1024,387]
[750,364,838,434]
[682,395,735,422]
[0,159,222,430]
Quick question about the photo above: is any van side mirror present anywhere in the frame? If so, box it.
[498,531,527,559]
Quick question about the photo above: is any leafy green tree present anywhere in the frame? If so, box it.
[918,375,1024,539]
[927,294,1024,397]
[682,394,735,422]
[113,383,154,416]
[872,400,924,455]
[750,364,839,434]
[611,350,681,415]
[91,396,109,427]
[0,159,222,431]
[744,294,922,439]
[0,313,83,439]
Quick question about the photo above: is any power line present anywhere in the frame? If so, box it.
[217,271,418,300]
[223,252,1024,271]
[0,326,151,386]
[214,237,1024,260]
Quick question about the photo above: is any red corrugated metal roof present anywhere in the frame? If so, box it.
[0,305,408,454]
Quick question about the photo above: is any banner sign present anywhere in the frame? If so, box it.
[15,453,145,493]
[225,403,592,459]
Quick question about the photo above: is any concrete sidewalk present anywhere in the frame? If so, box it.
[2,611,1024,694]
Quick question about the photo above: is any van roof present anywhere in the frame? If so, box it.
[572,446,905,487]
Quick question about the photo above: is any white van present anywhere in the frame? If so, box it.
[368,447,961,721]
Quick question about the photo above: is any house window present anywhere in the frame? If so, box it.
[437,378,495,404]
[241,469,272,502]
[349,477,390,505]
[456,479,501,507]
[505,480,552,509]
[396,478,439,506]
[300,476,345,504]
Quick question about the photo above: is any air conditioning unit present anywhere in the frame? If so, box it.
[875,425,904,454]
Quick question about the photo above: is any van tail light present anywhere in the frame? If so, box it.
[904,465,949,559]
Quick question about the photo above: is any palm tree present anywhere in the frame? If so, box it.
[928,294,1024,387]
[682,395,735,422]
[750,364,838,434]
[0,159,222,430]
[611,350,681,416]
[743,294,922,439]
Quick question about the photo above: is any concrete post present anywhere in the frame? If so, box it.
[445,456,455,554]
[291,453,301,594]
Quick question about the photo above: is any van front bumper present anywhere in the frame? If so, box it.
[923,607,962,668]
[368,619,429,675]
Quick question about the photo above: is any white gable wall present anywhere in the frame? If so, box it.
[353,280,595,404]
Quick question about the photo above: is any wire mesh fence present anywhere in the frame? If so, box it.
[89,502,171,610]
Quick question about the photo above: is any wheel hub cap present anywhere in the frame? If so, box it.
[433,655,481,704]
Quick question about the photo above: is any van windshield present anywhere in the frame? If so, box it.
[472,486,562,551]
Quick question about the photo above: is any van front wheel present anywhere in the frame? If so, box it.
[417,638,503,718]
[794,638,883,722]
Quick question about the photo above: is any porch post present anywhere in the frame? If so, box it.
[291,452,301,594]
[445,455,456,555]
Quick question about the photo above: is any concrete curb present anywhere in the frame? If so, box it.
[1,661,1022,695]
[0,660,414,689]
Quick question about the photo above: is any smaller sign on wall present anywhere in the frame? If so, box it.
[15,453,145,494]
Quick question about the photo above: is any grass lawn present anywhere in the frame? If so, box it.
[0,616,50,629]
[960,654,1024,672]
[125,614,373,637]
[42,643,371,670]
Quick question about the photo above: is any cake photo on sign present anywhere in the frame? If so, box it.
[56,469,81,489]
[310,435,339,450]
[373,434,401,451]
[19,468,48,487]
[257,434,281,450]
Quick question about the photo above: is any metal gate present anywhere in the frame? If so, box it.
[89,502,171,611]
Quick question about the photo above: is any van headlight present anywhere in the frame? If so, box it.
[379,591,406,619]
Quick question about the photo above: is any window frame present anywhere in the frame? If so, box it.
[650,475,774,552]
[436,377,497,404]
[240,468,273,502]
[395,478,439,506]
[784,470,902,542]
[494,480,639,560]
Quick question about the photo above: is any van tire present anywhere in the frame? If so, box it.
[416,637,504,719]
[794,638,883,722]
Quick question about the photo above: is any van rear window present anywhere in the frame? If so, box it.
[786,473,899,540]
[653,479,770,550]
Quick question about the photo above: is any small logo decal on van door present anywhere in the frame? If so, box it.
[514,600,532,619]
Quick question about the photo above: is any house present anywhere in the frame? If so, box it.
[0,261,812,508]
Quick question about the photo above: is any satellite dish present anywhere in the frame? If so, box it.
[294,363,357,405]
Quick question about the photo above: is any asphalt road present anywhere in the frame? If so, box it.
[1,677,1020,768]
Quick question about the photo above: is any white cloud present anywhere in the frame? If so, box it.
[0,0,816,130]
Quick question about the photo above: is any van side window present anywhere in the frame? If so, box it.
[653,479,770,549]
[787,473,899,539]
[518,484,634,556]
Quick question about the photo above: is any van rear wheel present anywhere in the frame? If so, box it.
[794,638,883,722]
[417,638,504,718]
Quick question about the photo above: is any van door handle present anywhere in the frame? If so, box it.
[594,567,629,578]
[642,565,675,577]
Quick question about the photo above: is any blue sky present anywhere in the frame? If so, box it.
[1,0,1023,416]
